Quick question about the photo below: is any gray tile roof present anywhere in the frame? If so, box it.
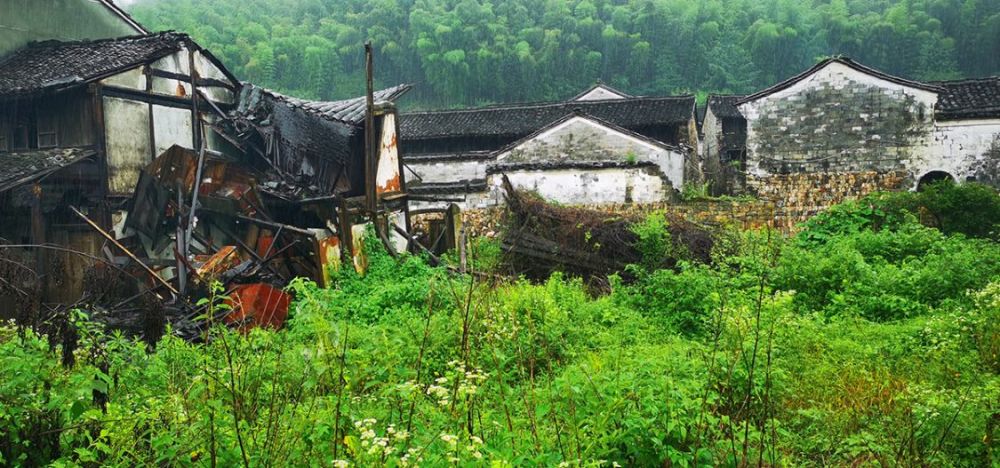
[0,32,189,97]
[0,147,97,192]
[932,77,1000,120]
[707,95,745,120]
[400,95,696,141]
[237,83,412,126]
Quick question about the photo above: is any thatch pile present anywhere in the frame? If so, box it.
[499,176,715,281]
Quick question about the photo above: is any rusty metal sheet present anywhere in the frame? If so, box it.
[225,283,290,331]
[317,234,341,287]
[351,223,368,274]
[375,113,402,194]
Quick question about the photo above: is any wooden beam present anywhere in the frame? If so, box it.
[70,206,180,296]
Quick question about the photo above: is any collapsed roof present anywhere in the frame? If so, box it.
[241,84,412,126]
[400,95,696,141]
[0,147,97,193]
[227,83,411,199]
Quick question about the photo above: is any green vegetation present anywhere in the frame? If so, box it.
[3,184,1000,466]
[128,0,1000,108]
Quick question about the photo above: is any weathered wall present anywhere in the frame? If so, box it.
[406,154,492,184]
[702,108,748,195]
[496,115,686,189]
[488,165,670,205]
[0,0,143,58]
[740,62,938,177]
[99,48,236,196]
[748,170,908,229]
[922,119,1000,186]
[103,95,151,194]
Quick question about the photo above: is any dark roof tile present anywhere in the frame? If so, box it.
[238,84,412,126]
[707,95,745,119]
[400,95,695,140]
[0,147,97,192]
[931,77,1000,120]
[0,32,188,97]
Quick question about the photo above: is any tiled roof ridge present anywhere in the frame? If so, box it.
[403,94,695,116]
[930,76,1000,85]
[23,31,188,50]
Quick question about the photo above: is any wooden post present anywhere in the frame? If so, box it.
[364,42,376,214]
[30,183,45,326]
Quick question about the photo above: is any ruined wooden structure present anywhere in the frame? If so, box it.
[0,18,416,331]
[0,31,239,310]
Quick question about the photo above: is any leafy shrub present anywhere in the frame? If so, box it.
[2,195,1000,466]
[777,222,1000,321]
[908,180,1000,239]
[799,182,1000,244]
[618,263,727,335]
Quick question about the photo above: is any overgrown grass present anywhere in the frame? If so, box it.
[1,189,999,466]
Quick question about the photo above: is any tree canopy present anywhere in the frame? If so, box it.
[130,0,1000,109]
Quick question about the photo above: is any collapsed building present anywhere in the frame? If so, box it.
[702,57,1000,204]
[0,31,240,308]
[0,9,416,330]
[400,83,699,210]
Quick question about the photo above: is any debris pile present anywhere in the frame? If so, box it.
[500,176,715,281]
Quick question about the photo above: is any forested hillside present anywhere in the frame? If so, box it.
[129,0,1000,108]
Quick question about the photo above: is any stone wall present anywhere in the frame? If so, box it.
[426,169,909,240]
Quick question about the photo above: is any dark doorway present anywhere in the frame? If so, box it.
[917,171,955,191]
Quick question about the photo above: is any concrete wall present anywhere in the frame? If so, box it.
[0,0,143,58]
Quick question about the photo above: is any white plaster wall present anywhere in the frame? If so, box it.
[103,96,150,194]
[495,116,686,188]
[916,119,1000,184]
[739,61,939,178]
[151,49,192,98]
[152,104,194,156]
[575,86,628,101]
[406,158,489,183]
[487,167,667,205]
[100,65,145,90]
[194,50,236,104]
